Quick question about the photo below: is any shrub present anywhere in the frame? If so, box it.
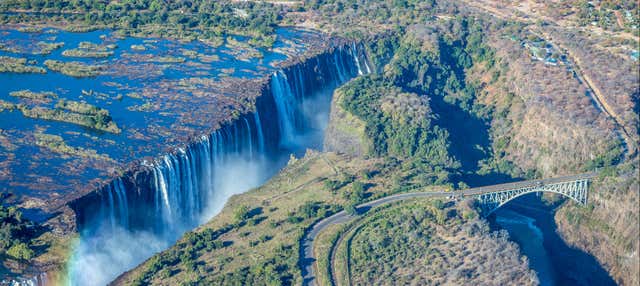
[345,204,358,216]
[7,242,34,260]
[234,205,250,223]
[299,201,320,219]
[350,181,366,203]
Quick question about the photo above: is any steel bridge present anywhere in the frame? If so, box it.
[459,172,596,215]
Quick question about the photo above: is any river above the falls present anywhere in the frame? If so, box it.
[491,193,616,286]
[0,26,315,208]
[1,24,372,285]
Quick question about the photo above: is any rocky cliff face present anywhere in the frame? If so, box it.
[473,18,638,285]
[323,89,370,157]
[64,41,371,285]
[339,17,637,285]
[555,163,639,286]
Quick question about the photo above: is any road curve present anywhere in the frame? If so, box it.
[299,172,598,285]
[300,191,451,286]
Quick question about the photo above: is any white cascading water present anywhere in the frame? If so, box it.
[271,70,298,146]
[67,43,371,285]
[8,273,47,286]
[253,109,265,153]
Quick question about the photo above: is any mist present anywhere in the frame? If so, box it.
[68,155,272,285]
[69,227,169,285]
[66,45,364,285]
[67,88,336,286]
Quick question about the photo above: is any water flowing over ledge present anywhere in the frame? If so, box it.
[58,41,371,285]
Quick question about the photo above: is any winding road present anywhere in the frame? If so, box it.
[300,191,451,286]
[299,172,598,285]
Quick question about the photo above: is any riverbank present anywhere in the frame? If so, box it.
[492,194,616,286]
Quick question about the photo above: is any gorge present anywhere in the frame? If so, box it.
[0,1,637,285]
[65,42,371,285]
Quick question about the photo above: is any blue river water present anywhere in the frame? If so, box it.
[493,193,617,286]
[0,27,314,200]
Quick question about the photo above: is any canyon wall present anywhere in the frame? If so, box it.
[62,42,371,285]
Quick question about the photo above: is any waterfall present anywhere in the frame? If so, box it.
[8,273,47,286]
[114,179,129,230]
[68,42,372,285]
[254,109,265,153]
[268,43,369,149]
[106,184,116,230]
[243,118,253,158]
[334,49,347,82]
[271,70,298,146]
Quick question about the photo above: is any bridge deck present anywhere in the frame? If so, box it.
[459,172,597,196]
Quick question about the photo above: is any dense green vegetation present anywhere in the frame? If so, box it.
[335,18,517,188]
[0,0,281,47]
[342,200,537,285]
[338,75,459,185]
[340,76,451,161]
[383,20,494,113]
[18,102,121,134]
[362,34,400,72]
[0,199,37,261]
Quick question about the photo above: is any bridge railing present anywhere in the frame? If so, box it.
[458,172,598,196]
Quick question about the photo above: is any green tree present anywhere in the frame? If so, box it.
[350,181,365,203]
[7,242,34,260]
[234,205,250,223]
[345,204,358,216]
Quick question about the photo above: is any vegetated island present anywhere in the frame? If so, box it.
[44,59,106,77]
[0,56,46,73]
[62,41,117,58]
[1,97,121,134]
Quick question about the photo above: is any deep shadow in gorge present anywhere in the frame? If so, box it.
[389,33,516,188]
[388,32,615,286]
[427,90,516,187]
[490,194,617,286]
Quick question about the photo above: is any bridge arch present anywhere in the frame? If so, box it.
[474,178,590,216]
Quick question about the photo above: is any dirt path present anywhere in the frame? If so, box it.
[460,0,638,159]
